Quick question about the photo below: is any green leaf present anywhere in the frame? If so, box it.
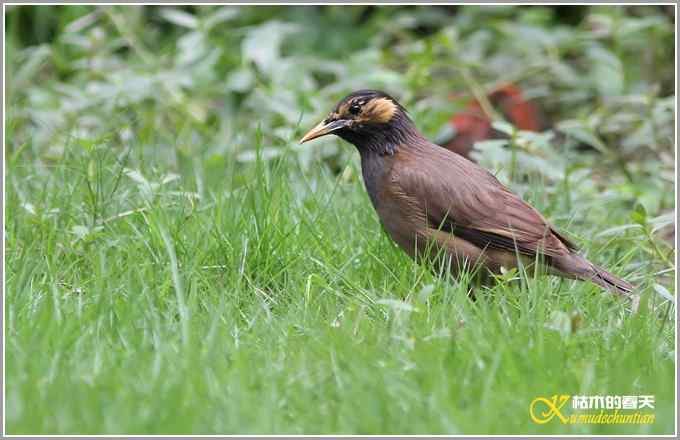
[159,8,198,29]
[556,120,609,154]
[241,21,300,75]
[631,203,648,225]
[653,284,675,303]
[204,7,239,29]
[587,45,624,96]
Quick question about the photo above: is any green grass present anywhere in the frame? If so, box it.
[5,137,675,434]
[4,4,676,435]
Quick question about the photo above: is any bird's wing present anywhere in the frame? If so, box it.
[392,148,576,258]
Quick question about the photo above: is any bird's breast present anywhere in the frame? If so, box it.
[359,152,388,210]
[359,152,423,256]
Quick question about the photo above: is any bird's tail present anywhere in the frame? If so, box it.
[558,254,639,311]
[586,262,635,297]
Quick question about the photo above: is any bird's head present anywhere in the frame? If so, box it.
[300,90,416,155]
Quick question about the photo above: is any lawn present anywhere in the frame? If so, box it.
[4,5,676,435]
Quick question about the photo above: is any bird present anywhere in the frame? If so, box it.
[440,84,545,159]
[300,89,636,306]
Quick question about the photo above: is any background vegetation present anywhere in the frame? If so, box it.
[4,5,676,434]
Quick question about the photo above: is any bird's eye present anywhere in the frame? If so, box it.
[349,103,362,115]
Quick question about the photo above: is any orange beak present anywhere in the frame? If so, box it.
[299,119,350,144]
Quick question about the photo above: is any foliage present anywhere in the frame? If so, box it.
[4,5,675,434]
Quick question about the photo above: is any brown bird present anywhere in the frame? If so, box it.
[300,90,637,305]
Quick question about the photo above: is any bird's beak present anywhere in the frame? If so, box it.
[300,119,350,144]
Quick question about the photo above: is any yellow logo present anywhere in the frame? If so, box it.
[530,394,656,425]
[529,395,570,424]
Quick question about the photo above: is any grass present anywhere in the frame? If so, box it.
[4,4,676,435]
[5,135,675,434]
